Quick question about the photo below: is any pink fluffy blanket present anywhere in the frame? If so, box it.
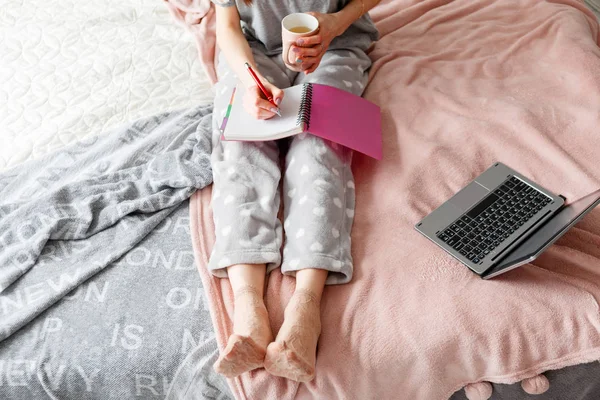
[188,0,600,398]
[163,0,218,83]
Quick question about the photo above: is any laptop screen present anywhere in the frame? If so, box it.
[486,190,600,275]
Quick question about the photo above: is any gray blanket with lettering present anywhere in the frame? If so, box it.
[0,106,230,399]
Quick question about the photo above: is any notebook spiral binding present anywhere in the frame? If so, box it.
[296,83,313,129]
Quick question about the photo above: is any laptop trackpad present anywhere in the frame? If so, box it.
[449,182,490,213]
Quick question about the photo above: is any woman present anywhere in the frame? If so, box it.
[209,0,380,382]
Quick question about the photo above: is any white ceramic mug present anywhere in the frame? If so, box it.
[281,13,319,72]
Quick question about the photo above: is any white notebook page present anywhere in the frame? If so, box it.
[223,84,305,140]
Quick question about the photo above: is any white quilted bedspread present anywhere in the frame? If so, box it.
[0,0,214,171]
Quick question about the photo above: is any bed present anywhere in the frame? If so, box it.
[2,0,600,399]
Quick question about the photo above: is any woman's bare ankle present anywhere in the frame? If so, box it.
[234,284,263,304]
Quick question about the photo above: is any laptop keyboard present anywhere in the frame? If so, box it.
[437,176,552,264]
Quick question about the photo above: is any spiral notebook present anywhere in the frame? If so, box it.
[220,83,382,160]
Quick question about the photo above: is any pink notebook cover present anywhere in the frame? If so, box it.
[309,84,382,160]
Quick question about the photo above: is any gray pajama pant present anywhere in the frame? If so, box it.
[208,44,371,285]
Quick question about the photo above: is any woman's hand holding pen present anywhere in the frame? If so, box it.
[243,63,284,120]
[243,80,284,120]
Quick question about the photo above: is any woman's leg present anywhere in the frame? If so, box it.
[264,131,355,382]
[213,264,273,377]
[295,268,328,299]
[263,48,369,381]
[209,121,282,378]
[211,49,292,377]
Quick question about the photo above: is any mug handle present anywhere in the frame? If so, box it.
[282,40,303,72]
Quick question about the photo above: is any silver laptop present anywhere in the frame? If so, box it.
[415,162,600,279]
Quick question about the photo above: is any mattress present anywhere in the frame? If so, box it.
[0,0,214,172]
